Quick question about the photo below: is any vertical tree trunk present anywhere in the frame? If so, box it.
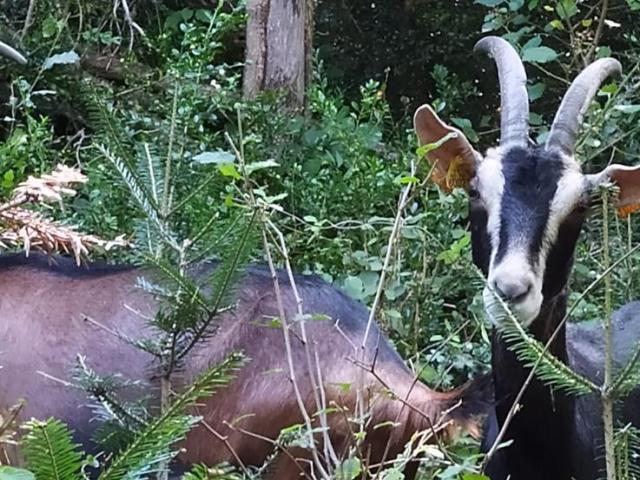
[243,0,314,109]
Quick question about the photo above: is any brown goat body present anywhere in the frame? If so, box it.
[0,254,489,478]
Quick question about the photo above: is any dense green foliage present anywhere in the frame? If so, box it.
[2,0,640,478]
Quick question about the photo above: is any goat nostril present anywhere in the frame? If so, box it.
[493,280,531,303]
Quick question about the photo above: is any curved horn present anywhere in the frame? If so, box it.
[474,36,529,148]
[0,40,27,65]
[546,58,621,155]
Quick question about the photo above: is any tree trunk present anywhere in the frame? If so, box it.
[243,0,314,109]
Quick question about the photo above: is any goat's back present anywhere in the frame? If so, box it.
[0,254,479,475]
[568,301,640,479]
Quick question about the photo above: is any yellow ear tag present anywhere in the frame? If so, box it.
[617,203,640,218]
[446,155,474,190]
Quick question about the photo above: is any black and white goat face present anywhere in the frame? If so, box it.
[415,36,640,328]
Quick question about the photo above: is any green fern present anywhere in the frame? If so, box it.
[98,352,246,480]
[21,419,85,480]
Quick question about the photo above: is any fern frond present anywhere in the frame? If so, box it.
[21,419,85,480]
[482,276,598,396]
[98,352,246,480]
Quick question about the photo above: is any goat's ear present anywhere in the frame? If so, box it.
[588,164,640,217]
[414,104,480,192]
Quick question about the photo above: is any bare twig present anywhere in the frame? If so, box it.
[585,0,610,65]
[113,0,145,50]
[20,0,37,40]
[261,227,331,479]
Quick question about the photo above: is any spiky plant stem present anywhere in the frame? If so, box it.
[601,186,617,480]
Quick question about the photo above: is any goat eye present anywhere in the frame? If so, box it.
[468,188,480,200]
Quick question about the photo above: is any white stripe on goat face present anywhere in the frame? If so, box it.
[475,147,587,327]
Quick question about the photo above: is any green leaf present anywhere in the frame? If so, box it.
[336,458,362,480]
[522,46,558,63]
[474,0,504,6]
[527,82,546,101]
[384,280,406,301]
[437,233,471,265]
[463,475,491,480]
[244,159,279,175]
[556,0,578,19]
[218,163,242,180]
[529,112,544,126]
[521,35,542,50]
[596,45,612,58]
[614,105,640,114]
[627,0,640,11]
[398,175,419,184]
[2,169,15,189]
[380,470,404,480]
[508,0,524,11]
[41,16,59,38]
[451,117,479,143]
[549,19,565,30]
[0,467,35,480]
[164,8,194,30]
[440,465,465,478]
[600,82,618,95]
[342,275,364,299]
[193,150,236,165]
[42,50,80,70]
[359,271,380,298]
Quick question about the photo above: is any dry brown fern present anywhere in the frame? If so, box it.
[0,164,127,263]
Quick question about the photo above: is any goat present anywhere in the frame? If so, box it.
[414,36,640,480]
[0,42,490,479]
[0,38,492,478]
[0,253,490,478]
